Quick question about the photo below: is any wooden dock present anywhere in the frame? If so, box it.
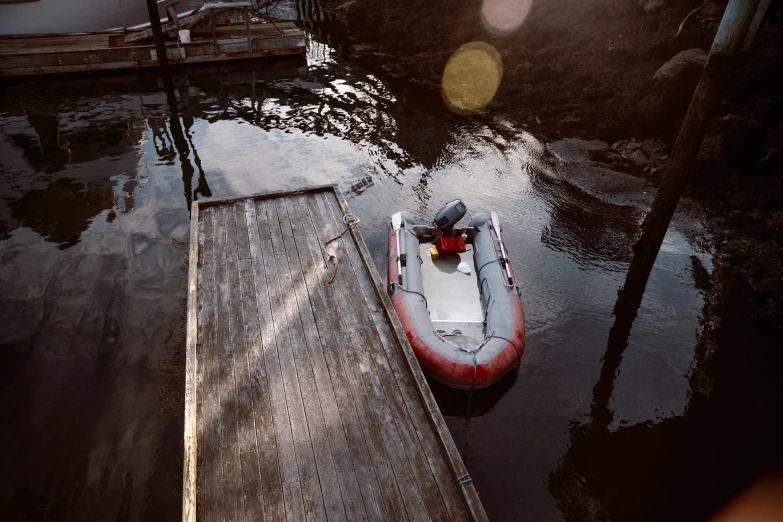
[184,185,488,521]
[0,22,304,78]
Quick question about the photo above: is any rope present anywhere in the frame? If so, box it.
[457,473,473,486]
[325,213,360,246]
[485,334,523,358]
[434,329,480,389]
[324,214,359,284]
[390,282,428,308]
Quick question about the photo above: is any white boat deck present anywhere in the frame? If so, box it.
[419,243,485,346]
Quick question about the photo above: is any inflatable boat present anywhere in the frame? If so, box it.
[387,200,525,389]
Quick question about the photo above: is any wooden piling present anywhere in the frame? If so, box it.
[620,0,761,304]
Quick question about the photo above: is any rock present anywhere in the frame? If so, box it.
[625,141,642,151]
[638,0,666,14]
[636,49,708,132]
[630,149,651,165]
[652,49,708,83]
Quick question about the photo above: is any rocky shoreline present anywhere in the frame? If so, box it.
[326,0,783,319]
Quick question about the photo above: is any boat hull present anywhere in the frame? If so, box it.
[388,211,525,389]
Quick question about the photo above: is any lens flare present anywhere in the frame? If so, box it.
[441,42,503,115]
[481,0,532,35]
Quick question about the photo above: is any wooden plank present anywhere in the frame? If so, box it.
[199,183,339,208]
[326,190,488,521]
[199,208,225,522]
[183,201,200,522]
[195,208,208,522]
[234,202,286,522]
[225,204,265,521]
[283,481,307,522]
[255,199,327,522]
[167,5,182,30]
[304,194,429,522]
[244,200,301,502]
[278,197,369,522]
[214,205,245,521]
[268,198,346,522]
[316,193,458,521]
[204,1,253,8]
[285,195,391,521]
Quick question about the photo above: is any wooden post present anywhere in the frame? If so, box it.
[741,0,771,52]
[619,0,761,307]
[244,8,253,52]
[145,0,171,76]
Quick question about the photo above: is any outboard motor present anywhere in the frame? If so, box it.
[432,199,468,253]
[433,199,467,232]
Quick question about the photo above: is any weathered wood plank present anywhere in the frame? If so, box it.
[256,199,327,522]
[225,204,266,521]
[278,197,369,522]
[234,202,286,522]
[285,194,388,521]
[283,481,307,522]
[199,183,339,208]
[184,202,199,522]
[268,198,346,522]
[305,193,429,521]
[289,194,408,522]
[244,200,300,502]
[327,191,487,521]
[316,193,459,521]
[198,208,225,522]
[214,205,245,521]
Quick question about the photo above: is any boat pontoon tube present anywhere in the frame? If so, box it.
[388,211,525,389]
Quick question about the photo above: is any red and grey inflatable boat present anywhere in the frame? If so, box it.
[387,200,525,389]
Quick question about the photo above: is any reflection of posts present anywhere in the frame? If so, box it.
[162,75,211,211]
[28,114,66,153]
[622,0,760,305]
[592,0,760,434]
[589,271,648,432]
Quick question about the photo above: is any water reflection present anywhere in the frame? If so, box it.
[549,253,783,521]
[0,109,146,248]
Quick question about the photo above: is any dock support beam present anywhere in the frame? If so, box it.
[144,0,171,76]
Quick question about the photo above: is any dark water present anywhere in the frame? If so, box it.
[1,28,781,522]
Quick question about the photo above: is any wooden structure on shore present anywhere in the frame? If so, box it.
[0,21,304,78]
[184,185,488,521]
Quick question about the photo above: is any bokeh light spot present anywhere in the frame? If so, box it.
[441,42,503,115]
[481,0,532,35]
